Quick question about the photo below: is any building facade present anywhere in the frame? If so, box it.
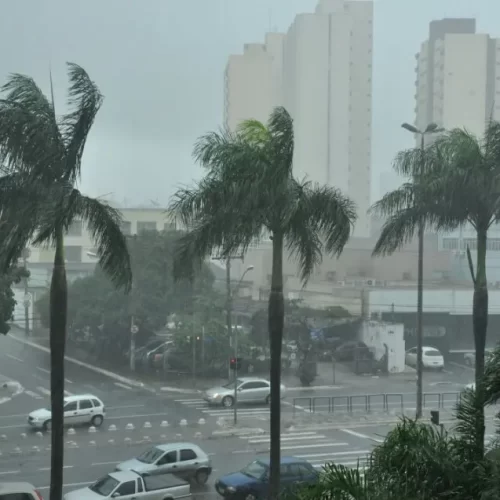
[224,0,374,237]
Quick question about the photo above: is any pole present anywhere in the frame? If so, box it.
[416,133,425,419]
[201,326,205,376]
[23,252,29,336]
[225,258,233,380]
[233,316,239,424]
[192,335,197,384]
[130,316,136,371]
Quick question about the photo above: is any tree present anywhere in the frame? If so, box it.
[371,122,500,452]
[169,106,356,497]
[0,64,132,500]
[0,265,30,334]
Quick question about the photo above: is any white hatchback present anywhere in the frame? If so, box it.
[28,394,105,431]
[405,346,445,370]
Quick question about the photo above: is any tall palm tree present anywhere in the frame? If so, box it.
[169,106,356,497]
[0,63,132,500]
[371,123,500,454]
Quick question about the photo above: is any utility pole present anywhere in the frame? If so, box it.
[130,316,138,371]
[22,249,31,336]
[225,258,233,380]
[401,122,444,419]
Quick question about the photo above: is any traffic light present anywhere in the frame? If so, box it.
[230,357,243,370]
[430,410,440,426]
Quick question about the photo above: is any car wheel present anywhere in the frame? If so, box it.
[265,394,271,405]
[91,415,104,427]
[195,469,209,485]
[222,396,234,408]
[43,420,52,432]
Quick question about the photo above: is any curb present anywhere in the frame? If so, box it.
[8,334,157,394]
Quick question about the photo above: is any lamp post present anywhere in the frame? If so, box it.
[401,122,444,419]
[232,265,254,424]
[21,248,31,336]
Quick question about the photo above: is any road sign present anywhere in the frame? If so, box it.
[23,293,32,307]
[130,325,139,335]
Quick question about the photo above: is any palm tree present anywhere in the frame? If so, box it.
[371,122,500,452]
[169,106,356,497]
[0,64,132,500]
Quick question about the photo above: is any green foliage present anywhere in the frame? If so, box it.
[0,265,29,335]
[35,229,215,333]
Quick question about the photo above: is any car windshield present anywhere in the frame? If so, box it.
[223,379,243,390]
[241,460,268,480]
[137,446,164,464]
[425,350,441,357]
[89,475,120,496]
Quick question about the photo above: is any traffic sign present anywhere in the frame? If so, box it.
[130,325,139,335]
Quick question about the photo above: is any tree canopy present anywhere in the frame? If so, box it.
[0,265,29,335]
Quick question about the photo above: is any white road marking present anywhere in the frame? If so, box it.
[25,390,42,399]
[107,404,145,410]
[279,442,349,451]
[64,390,73,396]
[65,379,73,384]
[114,382,133,390]
[0,470,20,475]
[341,428,383,443]
[106,413,169,420]
[297,450,370,459]
[92,461,120,466]
[249,434,326,444]
[175,398,203,402]
[5,354,23,363]
[282,400,311,413]
[37,367,50,374]
[40,466,73,471]
[37,387,51,396]
[202,408,269,414]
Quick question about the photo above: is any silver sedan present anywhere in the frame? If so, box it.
[203,377,286,407]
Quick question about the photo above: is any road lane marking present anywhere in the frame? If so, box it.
[107,413,169,420]
[25,390,43,399]
[92,461,120,466]
[297,450,370,458]
[39,466,73,471]
[65,378,73,384]
[341,429,383,443]
[64,390,73,396]
[0,470,20,475]
[5,354,23,362]
[37,367,50,375]
[114,382,133,390]
[249,434,326,444]
[37,387,51,396]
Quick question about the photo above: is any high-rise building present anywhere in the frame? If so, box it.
[224,0,374,237]
[415,18,500,137]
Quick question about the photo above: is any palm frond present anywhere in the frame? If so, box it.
[237,118,270,145]
[266,106,294,179]
[60,63,103,183]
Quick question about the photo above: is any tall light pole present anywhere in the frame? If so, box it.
[22,248,31,336]
[401,122,444,419]
[232,264,254,425]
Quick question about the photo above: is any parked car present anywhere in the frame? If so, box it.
[203,377,286,408]
[405,346,444,370]
[28,394,105,431]
[0,482,44,500]
[116,442,212,485]
[215,457,318,499]
[464,349,494,367]
[64,470,190,500]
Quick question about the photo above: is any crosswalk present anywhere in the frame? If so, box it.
[176,398,271,419]
[236,429,370,471]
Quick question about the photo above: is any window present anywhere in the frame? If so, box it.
[241,381,269,390]
[0,494,34,500]
[158,451,177,465]
[180,448,197,461]
[64,246,82,262]
[79,400,93,410]
[92,399,102,408]
[64,402,77,412]
[136,479,143,493]
[137,221,157,232]
[66,221,82,237]
[121,221,132,236]
[114,481,135,496]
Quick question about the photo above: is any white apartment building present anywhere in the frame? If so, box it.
[415,19,500,282]
[224,0,374,237]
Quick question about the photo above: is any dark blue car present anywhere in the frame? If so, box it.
[215,456,319,499]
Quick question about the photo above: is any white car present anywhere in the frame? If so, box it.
[28,394,105,431]
[405,346,444,370]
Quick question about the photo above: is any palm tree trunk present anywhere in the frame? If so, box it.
[49,228,67,500]
[268,233,284,500]
[473,227,487,456]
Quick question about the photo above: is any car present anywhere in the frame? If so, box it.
[405,346,444,370]
[215,457,319,499]
[64,470,190,500]
[115,442,212,485]
[28,394,105,431]
[0,482,44,500]
[203,377,286,408]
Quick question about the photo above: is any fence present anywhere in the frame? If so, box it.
[292,391,461,416]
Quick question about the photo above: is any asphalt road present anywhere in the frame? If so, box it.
[0,426,376,496]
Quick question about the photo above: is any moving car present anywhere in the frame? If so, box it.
[203,377,286,408]
[28,394,105,431]
[64,470,190,500]
[405,346,444,370]
[215,457,318,499]
[0,482,44,500]
[116,442,212,485]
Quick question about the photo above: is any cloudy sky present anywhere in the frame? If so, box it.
[0,0,497,206]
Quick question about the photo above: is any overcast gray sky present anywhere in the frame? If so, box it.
[0,0,496,206]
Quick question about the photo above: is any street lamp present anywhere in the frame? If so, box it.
[231,264,254,425]
[401,122,444,419]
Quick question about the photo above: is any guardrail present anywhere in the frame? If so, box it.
[292,391,461,416]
